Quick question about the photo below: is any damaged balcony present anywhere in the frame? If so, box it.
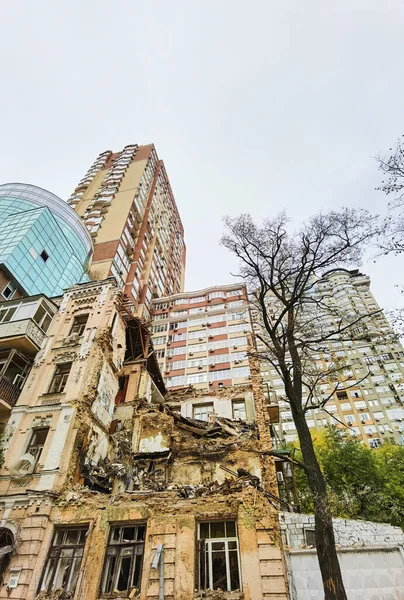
[0,295,57,355]
[116,318,166,405]
[0,349,31,415]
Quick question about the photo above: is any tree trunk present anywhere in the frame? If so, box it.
[292,406,348,600]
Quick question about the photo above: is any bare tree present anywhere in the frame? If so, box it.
[377,135,404,255]
[221,209,380,600]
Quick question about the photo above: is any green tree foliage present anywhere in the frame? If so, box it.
[292,427,404,529]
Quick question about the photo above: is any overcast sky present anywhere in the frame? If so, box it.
[1,1,404,309]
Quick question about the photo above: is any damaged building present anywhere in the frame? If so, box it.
[0,278,290,600]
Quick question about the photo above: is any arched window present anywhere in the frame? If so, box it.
[0,528,14,582]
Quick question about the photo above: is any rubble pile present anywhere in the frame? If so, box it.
[35,589,73,600]
[163,404,258,439]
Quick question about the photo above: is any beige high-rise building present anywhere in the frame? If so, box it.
[256,269,404,448]
[68,144,186,321]
[150,284,253,392]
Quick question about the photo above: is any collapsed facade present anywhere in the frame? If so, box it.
[0,279,289,600]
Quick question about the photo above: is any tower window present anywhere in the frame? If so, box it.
[1,282,16,300]
[70,315,89,337]
[49,363,72,394]
[26,427,49,470]
[40,250,49,262]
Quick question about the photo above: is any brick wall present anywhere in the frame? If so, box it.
[279,511,404,548]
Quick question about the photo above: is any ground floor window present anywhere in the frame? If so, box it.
[198,520,241,592]
[39,526,88,594]
[0,528,14,583]
[100,524,146,596]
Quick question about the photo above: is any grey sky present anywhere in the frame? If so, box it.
[1,1,404,309]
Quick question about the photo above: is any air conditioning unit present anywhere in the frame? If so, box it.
[167,342,171,346]
[199,337,204,341]
[209,349,214,353]
[9,453,36,479]
[165,370,170,374]
[234,360,240,364]
[207,323,211,327]
[209,335,214,339]
[210,364,215,368]
[233,345,238,349]
[375,418,380,422]
[198,366,203,370]
[202,323,206,327]
[189,352,193,356]
[209,381,213,386]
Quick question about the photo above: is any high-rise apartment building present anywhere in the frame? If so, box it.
[67,144,186,321]
[150,284,253,392]
[256,269,404,447]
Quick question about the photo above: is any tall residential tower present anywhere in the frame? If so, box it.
[68,144,186,321]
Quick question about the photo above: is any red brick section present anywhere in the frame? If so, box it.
[92,240,120,263]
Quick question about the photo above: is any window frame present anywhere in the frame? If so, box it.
[100,523,146,597]
[193,403,214,422]
[198,520,241,593]
[48,363,72,394]
[38,526,88,595]
[1,282,16,300]
[26,427,49,470]
[69,315,89,337]
[232,400,246,421]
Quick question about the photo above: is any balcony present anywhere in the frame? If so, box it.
[0,375,21,408]
[267,402,280,424]
[0,348,32,418]
[0,295,57,355]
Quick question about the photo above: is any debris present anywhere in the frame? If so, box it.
[34,590,73,600]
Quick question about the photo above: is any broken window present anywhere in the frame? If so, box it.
[39,526,88,594]
[48,363,72,394]
[193,403,213,422]
[0,528,14,583]
[198,521,241,592]
[26,427,49,470]
[100,524,146,596]
[232,400,246,421]
[70,314,89,337]
[304,528,316,546]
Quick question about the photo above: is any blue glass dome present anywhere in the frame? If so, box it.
[0,183,93,297]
